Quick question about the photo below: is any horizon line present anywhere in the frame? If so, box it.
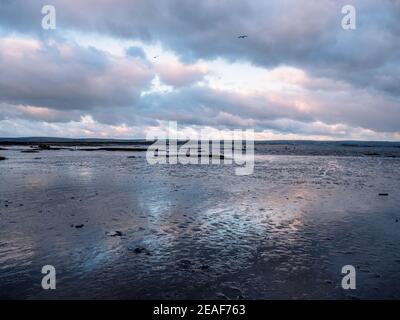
[1,136,400,143]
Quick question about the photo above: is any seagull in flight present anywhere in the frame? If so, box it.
[237,35,248,39]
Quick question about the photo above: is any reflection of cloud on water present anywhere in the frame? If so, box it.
[0,233,34,270]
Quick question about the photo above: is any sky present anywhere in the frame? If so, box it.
[0,0,399,140]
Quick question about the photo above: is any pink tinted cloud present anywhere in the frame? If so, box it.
[156,60,208,88]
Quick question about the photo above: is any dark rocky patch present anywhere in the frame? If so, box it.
[80,147,147,152]
[21,149,39,153]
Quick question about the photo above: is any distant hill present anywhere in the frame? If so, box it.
[0,137,150,146]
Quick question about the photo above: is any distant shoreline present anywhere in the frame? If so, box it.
[1,140,400,158]
[1,137,400,147]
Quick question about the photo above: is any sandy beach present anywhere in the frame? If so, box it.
[0,142,399,299]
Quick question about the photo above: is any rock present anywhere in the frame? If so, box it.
[38,144,51,150]
[131,247,151,255]
[75,224,84,228]
[107,231,123,237]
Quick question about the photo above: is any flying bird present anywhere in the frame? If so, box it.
[237,35,248,39]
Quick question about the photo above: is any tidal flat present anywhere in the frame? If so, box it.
[0,142,400,299]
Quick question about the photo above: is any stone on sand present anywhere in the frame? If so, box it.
[130,247,151,255]
[107,231,123,237]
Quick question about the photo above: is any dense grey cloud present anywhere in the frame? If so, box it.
[1,0,399,95]
[0,0,399,139]
[136,84,400,134]
[0,37,153,111]
[137,87,312,126]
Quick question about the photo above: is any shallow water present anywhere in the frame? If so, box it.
[0,147,400,299]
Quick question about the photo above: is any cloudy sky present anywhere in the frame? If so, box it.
[0,0,399,140]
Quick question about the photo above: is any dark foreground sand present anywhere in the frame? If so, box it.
[0,144,400,299]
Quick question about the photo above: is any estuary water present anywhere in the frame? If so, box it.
[0,142,400,299]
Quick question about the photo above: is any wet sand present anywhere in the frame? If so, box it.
[0,144,400,299]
